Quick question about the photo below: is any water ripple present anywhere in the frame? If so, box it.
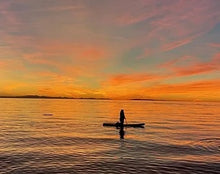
[0,99,219,173]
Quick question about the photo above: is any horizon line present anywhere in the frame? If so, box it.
[0,95,219,102]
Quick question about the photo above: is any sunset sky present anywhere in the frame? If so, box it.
[0,0,220,101]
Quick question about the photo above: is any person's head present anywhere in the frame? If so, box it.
[120,109,124,113]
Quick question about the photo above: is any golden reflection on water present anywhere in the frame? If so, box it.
[0,99,220,173]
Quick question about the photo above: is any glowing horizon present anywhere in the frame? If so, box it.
[0,0,220,102]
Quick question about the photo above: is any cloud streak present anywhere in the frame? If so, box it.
[105,73,165,86]
[161,53,220,76]
[140,79,220,101]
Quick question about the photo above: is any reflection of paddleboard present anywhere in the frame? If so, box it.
[43,113,53,116]
[103,122,145,127]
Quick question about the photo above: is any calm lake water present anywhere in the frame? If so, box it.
[0,99,220,173]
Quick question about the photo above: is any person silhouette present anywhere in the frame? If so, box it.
[120,109,126,125]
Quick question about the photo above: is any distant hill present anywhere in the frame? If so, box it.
[0,95,110,100]
[0,95,215,102]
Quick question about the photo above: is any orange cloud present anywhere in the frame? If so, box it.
[140,79,220,101]
[33,71,75,84]
[36,82,104,98]
[101,78,220,101]
[149,80,219,93]
[0,81,29,96]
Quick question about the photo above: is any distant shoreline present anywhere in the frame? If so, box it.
[0,95,110,100]
[0,95,219,102]
[0,95,163,101]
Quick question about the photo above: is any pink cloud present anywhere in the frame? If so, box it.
[161,53,220,76]
[0,61,6,68]
[0,59,25,70]
[175,54,220,76]
[105,73,165,86]
[0,1,21,28]
[79,47,106,60]
[36,5,83,12]
[23,53,56,66]
[117,0,220,52]
[30,40,110,61]
[160,56,196,68]
[209,43,220,48]
[21,39,110,66]
[162,37,194,51]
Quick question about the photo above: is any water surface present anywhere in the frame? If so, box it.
[0,99,220,173]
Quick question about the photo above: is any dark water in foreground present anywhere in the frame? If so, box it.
[0,99,220,173]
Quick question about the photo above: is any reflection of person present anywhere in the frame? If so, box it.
[119,126,125,139]
[119,109,126,139]
[120,109,126,125]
